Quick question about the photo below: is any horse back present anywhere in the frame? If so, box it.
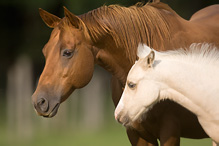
[190,4,219,27]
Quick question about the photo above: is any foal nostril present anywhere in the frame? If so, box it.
[116,115,124,124]
[115,113,122,123]
[37,98,49,112]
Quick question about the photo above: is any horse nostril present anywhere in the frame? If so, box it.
[115,113,121,123]
[37,98,49,112]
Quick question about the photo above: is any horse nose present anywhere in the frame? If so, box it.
[36,98,49,113]
[115,108,122,122]
[115,112,125,124]
[115,114,121,123]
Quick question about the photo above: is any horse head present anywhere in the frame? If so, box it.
[115,44,159,127]
[32,8,94,117]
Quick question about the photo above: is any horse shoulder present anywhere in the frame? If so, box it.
[190,4,219,26]
[179,5,219,47]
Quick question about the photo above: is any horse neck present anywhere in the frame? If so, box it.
[156,58,219,119]
[91,37,132,85]
[157,58,219,142]
[161,72,219,142]
[156,9,197,49]
[79,3,204,84]
[78,4,178,84]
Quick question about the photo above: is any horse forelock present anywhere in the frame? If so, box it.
[79,2,172,64]
[58,18,71,31]
[58,18,91,42]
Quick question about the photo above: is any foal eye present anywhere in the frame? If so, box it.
[128,82,136,89]
[62,49,74,58]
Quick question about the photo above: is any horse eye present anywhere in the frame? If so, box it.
[128,82,136,89]
[62,49,73,58]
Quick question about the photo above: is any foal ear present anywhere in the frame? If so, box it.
[63,7,85,30]
[137,43,152,59]
[145,50,155,68]
[39,8,61,28]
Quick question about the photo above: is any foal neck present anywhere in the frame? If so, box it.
[157,58,219,119]
[158,59,219,143]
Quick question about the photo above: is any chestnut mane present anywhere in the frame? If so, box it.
[78,2,174,63]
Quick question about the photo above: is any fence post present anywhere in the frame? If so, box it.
[80,68,110,131]
[6,55,33,139]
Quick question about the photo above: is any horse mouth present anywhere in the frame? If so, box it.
[43,103,60,118]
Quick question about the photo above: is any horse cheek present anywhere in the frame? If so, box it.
[71,53,94,88]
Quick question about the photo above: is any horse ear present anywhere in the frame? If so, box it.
[63,6,84,30]
[137,44,152,59]
[137,43,155,68]
[39,8,61,28]
[146,51,155,68]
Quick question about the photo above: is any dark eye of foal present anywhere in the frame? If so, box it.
[62,49,74,58]
[128,82,136,89]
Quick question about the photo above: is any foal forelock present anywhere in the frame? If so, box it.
[79,2,172,63]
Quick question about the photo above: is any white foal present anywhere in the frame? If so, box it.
[115,43,219,144]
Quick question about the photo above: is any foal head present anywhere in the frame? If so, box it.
[115,44,160,127]
[32,8,94,117]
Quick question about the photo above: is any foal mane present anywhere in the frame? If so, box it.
[79,2,173,63]
[161,43,219,66]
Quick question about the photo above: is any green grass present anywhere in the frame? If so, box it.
[0,123,130,146]
[0,121,212,146]
[181,138,211,146]
[30,128,130,146]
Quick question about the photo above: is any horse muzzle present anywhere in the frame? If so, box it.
[32,93,61,118]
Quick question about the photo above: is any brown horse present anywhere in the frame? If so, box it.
[32,2,219,146]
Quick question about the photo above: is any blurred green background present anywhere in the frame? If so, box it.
[0,0,217,145]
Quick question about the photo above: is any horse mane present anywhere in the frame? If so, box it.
[79,2,173,63]
[160,43,219,66]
